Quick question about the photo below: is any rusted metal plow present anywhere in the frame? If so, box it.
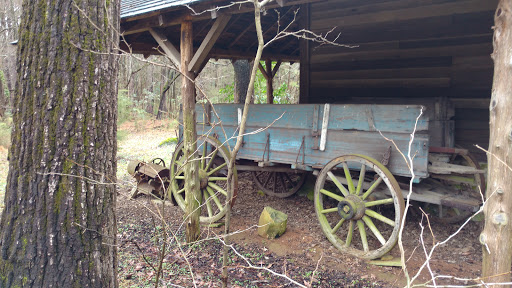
[128,158,170,199]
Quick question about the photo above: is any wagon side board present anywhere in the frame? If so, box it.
[188,103,430,180]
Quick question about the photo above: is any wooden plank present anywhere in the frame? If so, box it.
[311,67,451,80]
[188,15,231,73]
[311,0,497,30]
[428,162,485,174]
[310,43,491,65]
[149,28,181,69]
[311,78,451,88]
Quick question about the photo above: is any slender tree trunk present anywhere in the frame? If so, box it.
[0,73,4,118]
[0,0,120,286]
[481,1,512,286]
[233,59,250,103]
[265,59,273,104]
[181,20,201,243]
[156,71,178,120]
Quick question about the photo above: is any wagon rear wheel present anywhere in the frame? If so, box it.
[170,135,238,224]
[251,170,307,198]
[424,152,485,223]
[314,154,404,260]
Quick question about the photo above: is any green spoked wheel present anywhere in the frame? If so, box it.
[170,135,238,224]
[314,154,404,260]
[251,170,307,198]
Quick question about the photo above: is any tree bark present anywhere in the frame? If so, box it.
[233,59,250,103]
[481,1,512,286]
[181,20,201,243]
[0,0,119,287]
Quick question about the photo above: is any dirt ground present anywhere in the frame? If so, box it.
[117,171,483,288]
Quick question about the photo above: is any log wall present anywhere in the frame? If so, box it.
[303,0,497,158]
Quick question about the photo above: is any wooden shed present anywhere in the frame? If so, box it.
[120,0,497,158]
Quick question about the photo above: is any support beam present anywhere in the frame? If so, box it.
[181,19,201,243]
[149,28,181,69]
[189,15,232,73]
[299,4,310,103]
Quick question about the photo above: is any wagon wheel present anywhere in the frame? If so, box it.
[170,135,238,224]
[251,170,307,198]
[314,154,404,260]
[424,152,485,223]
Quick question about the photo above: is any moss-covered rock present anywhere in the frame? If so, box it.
[258,206,288,239]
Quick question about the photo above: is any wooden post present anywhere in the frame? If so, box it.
[181,19,201,243]
[299,4,310,104]
[481,1,512,286]
[265,59,273,104]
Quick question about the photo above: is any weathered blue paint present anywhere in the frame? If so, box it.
[183,103,430,180]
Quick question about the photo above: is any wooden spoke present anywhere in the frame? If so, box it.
[327,171,349,197]
[362,216,386,245]
[204,190,214,218]
[201,141,207,169]
[207,176,228,181]
[345,220,354,247]
[365,209,395,227]
[279,173,288,191]
[357,220,369,252]
[206,186,224,211]
[207,162,227,176]
[176,187,185,194]
[361,177,383,200]
[262,172,273,187]
[356,164,366,195]
[320,188,344,202]
[343,163,355,194]
[331,218,345,234]
[320,207,339,214]
[208,182,228,196]
[175,175,185,180]
[204,148,218,171]
[365,198,394,207]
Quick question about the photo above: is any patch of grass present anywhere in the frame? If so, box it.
[158,137,177,147]
[0,119,12,147]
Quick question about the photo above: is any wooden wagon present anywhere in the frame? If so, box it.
[170,103,484,260]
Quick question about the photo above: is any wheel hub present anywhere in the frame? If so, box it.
[199,169,209,189]
[338,195,366,220]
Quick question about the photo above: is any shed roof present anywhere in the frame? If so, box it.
[121,0,204,19]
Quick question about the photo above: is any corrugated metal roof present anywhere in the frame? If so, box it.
[121,0,205,19]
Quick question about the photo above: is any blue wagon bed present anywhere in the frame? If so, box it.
[171,103,484,259]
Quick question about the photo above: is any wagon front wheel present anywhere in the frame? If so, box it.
[251,170,307,198]
[314,154,404,260]
[170,135,238,224]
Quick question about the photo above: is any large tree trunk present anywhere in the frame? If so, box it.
[481,1,512,286]
[233,59,250,103]
[0,0,120,286]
